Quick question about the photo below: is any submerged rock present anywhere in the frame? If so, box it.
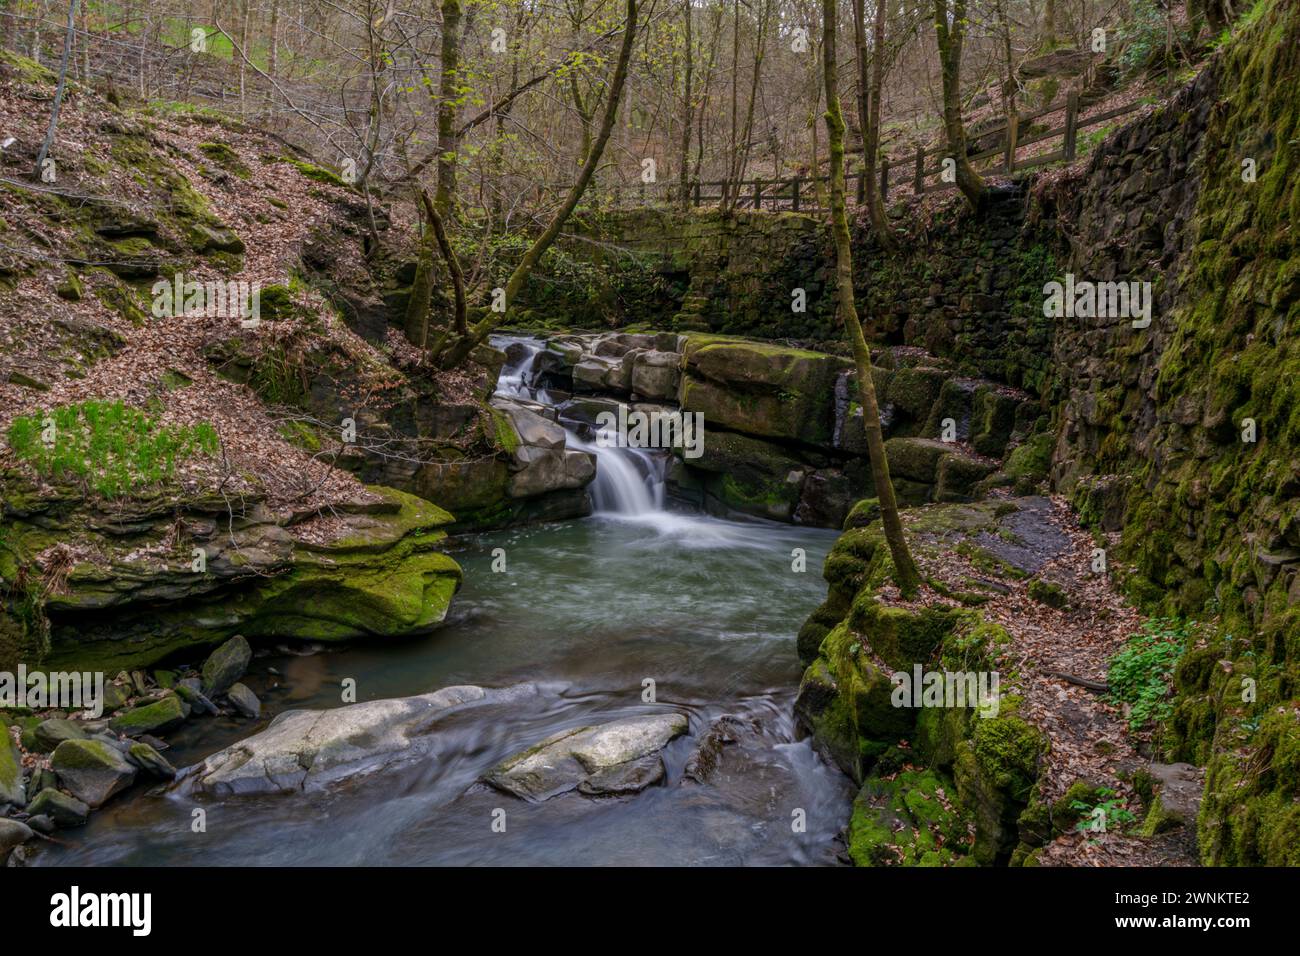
[485,713,688,802]
[182,684,526,796]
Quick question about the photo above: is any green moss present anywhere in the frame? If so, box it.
[280,157,350,188]
[198,142,251,178]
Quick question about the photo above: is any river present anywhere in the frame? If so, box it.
[35,336,851,866]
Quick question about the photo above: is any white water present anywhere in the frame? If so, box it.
[493,334,669,519]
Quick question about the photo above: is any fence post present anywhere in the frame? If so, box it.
[1064,90,1079,163]
[1004,109,1019,173]
[754,179,762,210]
[792,177,801,212]
[880,156,890,201]
[913,145,924,195]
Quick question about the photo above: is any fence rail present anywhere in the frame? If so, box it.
[618,91,1142,213]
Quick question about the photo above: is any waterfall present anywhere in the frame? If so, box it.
[493,335,668,517]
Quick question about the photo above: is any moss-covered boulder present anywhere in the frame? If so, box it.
[50,738,137,808]
[108,695,186,737]
[847,769,975,866]
[0,729,24,807]
[679,336,851,447]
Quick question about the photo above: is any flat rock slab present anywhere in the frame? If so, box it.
[485,714,688,802]
[183,684,537,796]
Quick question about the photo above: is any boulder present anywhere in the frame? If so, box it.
[25,787,90,827]
[32,718,88,753]
[51,739,137,807]
[127,742,177,778]
[226,682,261,719]
[183,684,527,795]
[631,350,680,401]
[0,818,34,859]
[0,730,24,807]
[201,635,252,697]
[679,337,851,446]
[485,713,688,802]
[109,695,186,736]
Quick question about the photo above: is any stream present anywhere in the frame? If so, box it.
[34,336,852,866]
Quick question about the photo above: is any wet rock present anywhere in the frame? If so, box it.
[226,682,261,719]
[0,730,24,807]
[183,684,519,796]
[32,718,88,753]
[631,350,680,400]
[0,818,34,859]
[26,788,89,827]
[202,635,252,696]
[51,739,137,808]
[176,679,218,715]
[109,695,186,737]
[27,814,55,834]
[127,742,177,779]
[485,713,688,802]
[683,715,746,784]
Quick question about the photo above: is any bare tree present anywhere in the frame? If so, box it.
[823,0,921,596]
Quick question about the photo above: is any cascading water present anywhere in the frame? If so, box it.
[493,334,668,517]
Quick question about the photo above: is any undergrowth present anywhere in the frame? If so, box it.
[6,400,220,498]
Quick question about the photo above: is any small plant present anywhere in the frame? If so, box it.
[6,400,220,498]
[1106,617,1191,730]
[1071,787,1138,834]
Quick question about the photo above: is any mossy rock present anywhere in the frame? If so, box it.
[847,769,973,866]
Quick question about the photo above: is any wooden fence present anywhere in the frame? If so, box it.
[612,91,1142,213]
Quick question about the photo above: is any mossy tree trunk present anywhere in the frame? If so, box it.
[434,0,638,368]
[854,0,894,247]
[933,0,985,210]
[822,0,920,597]
[434,0,463,219]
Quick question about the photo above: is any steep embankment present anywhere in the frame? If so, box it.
[793,0,1299,867]
[0,59,545,671]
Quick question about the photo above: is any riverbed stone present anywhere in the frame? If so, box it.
[51,738,138,807]
[26,787,89,827]
[0,730,24,807]
[201,635,251,696]
[109,695,186,736]
[485,713,688,802]
[0,818,34,858]
[32,717,88,753]
[127,742,177,779]
[184,684,521,796]
[226,682,261,719]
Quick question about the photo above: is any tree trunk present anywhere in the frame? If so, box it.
[933,0,984,210]
[822,0,921,597]
[434,0,463,218]
[678,0,693,207]
[35,0,79,178]
[855,0,893,245]
[435,0,638,367]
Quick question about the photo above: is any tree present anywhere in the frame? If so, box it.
[932,0,985,210]
[434,0,639,367]
[853,0,893,245]
[35,0,80,179]
[822,0,921,597]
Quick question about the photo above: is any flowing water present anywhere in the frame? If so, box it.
[36,336,851,866]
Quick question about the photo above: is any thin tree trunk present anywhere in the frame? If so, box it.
[434,0,463,218]
[269,0,280,76]
[678,0,692,207]
[35,0,79,178]
[822,0,920,597]
[933,0,984,210]
[863,0,894,248]
[436,0,638,367]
